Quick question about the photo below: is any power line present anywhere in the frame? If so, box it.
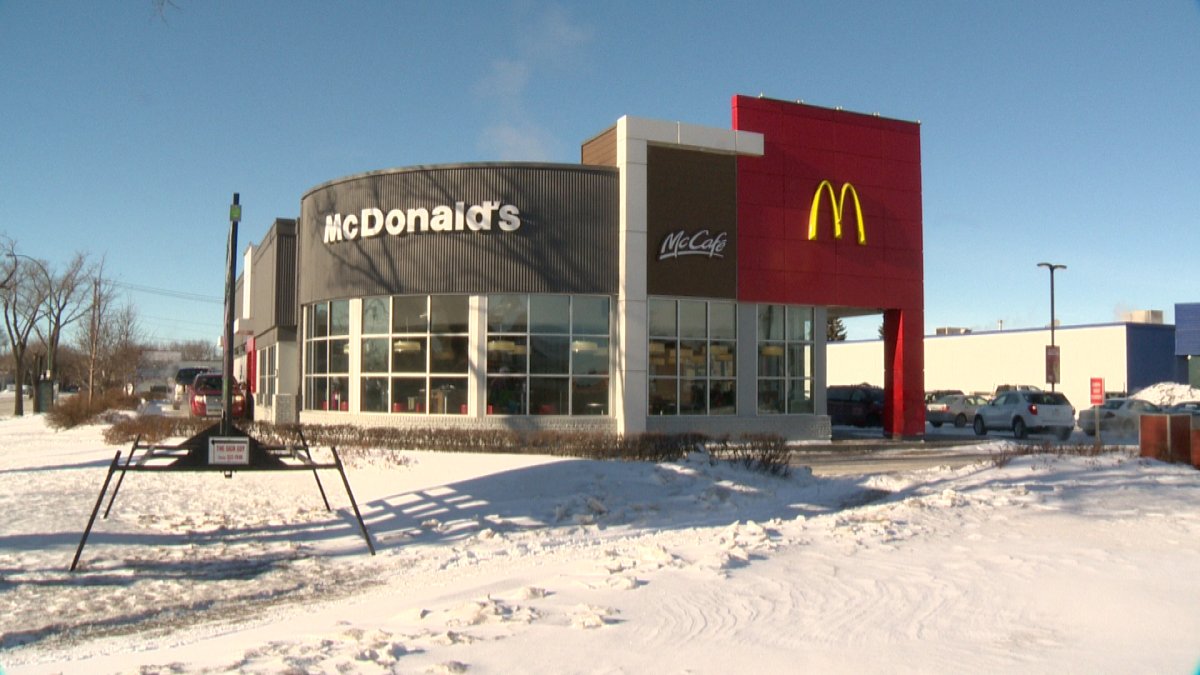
[113,280,222,304]
[140,313,222,328]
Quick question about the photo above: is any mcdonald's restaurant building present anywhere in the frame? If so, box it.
[235,95,926,440]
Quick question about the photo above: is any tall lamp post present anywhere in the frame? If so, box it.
[1037,262,1066,391]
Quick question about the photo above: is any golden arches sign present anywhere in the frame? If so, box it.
[808,180,866,245]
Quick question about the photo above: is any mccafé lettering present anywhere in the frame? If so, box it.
[323,201,521,244]
[657,229,728,260]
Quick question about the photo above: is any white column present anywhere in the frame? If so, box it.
[616,118,649,435]
[348,298,361,414]
[470,295,487,417]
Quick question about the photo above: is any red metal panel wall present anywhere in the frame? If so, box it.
[732,96,926,437]
[732,96,923,310]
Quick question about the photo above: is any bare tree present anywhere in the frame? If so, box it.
[33,252,91,387]
[108,303,145,393]
[0,243,49,416]
[75,260,120,405]
[166,339,219,361]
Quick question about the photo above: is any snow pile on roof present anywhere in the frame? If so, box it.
[1130,381,1200,406]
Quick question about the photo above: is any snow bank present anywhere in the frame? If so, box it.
[1130,381,1200,406]
[1,415,1199,674]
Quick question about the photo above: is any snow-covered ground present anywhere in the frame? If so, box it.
[2,389,1200,674]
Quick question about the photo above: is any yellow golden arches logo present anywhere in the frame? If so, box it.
[808,180,866,245]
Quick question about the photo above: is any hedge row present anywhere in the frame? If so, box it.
[98,417,790,476]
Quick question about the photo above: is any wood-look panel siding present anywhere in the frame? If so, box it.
[298,164,618,304]
[581,126,617,167]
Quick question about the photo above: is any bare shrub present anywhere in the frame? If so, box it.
[47,389,145,430]
[46,393,102,430]
[990,441,1134,468]
[707,434,792,477]
[102,415,207,444]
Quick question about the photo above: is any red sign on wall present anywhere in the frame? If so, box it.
[1090,377,1105,405]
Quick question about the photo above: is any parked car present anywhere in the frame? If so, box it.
[924,389,964,404]
[1166,401,1200,418]
[189,373,251,420]
[827,384,885,427]
[173,366,212,410]
[1077,398,1161,436]
[927,393,990,428]
[973,390,1075,440]
[993,384,1042,396]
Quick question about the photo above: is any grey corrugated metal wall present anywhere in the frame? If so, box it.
[298,164,618,304]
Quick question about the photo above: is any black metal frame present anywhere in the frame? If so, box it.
[70,424,375,571]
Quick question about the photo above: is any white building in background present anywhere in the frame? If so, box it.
[829,321,1186,413]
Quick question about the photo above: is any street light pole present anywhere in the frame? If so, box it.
[1037,262,1066,391]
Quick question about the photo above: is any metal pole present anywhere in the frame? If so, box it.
[222,193,240,436]
[1049,267,1056,349]
[71,450,123,571]
[1037,262,1066,392]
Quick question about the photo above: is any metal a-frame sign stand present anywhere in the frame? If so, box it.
[70,194,374,571]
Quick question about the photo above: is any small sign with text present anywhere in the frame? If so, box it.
[209,437,250,466]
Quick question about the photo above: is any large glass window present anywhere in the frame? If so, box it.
[373,295,469,415]
[757,304,814,414]
[648,298,736,415]
[305,300,350,411]
[256,344,277,409]
[487,295,610,416]
[303,295,470,415]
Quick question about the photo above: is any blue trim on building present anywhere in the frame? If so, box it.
[1126,323,1187,392]
[1175,303,1200,356]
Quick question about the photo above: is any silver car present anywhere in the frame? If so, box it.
[973,390,1075,440]
[1078,398,1161,436]
[927,394,989,428]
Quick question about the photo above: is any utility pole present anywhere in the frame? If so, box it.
[88,277,99,407]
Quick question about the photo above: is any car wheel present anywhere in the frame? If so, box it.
[1056,426,1072,441]
[1013,417,1028,439]
[930,421,943,428]
[1084,429,1095,437]
[954,413,968,428]
[973,416,986,436]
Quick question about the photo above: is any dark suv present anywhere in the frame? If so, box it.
[827,384,885,427]
[171,367,210,410]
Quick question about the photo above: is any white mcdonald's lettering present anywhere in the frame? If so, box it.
[808,180,866,245]
[658,229,728,260]
[322,201,521,244]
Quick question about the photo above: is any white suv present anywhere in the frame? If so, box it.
[973,390,1075,440]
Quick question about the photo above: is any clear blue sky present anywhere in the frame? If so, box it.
[2,1,1197,343]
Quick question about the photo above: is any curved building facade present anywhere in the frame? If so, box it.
[236,96,927,440]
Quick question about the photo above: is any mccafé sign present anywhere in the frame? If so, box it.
[323,200,522,244]
[657,229,728,260]
[808,180,866,245]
